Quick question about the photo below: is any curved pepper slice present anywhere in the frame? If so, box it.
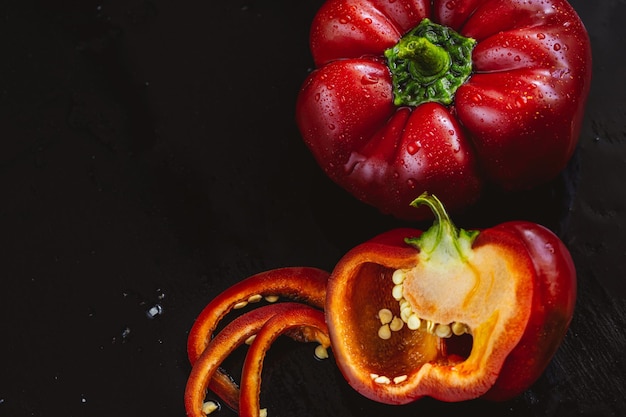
[185,302,298,415]
[240,306,330,417]
[185,303,330,417]
[185,267,329,414]
[296,0,592,220]
[325,193,576,403]
[187,267,329,363]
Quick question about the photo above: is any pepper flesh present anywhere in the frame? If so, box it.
[325,193,576,403]
[296,0,592,220]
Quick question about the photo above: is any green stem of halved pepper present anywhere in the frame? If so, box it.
[405,192,478,263]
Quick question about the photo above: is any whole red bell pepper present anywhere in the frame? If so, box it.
[296,0,592,220]
[325,192,577,403]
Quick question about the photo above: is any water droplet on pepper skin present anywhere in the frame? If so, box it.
[515,96,528,108]
[361,74,379,85]
[407,142,421,155]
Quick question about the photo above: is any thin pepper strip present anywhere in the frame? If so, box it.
[185,267,329,414]
[239,306,330,417]
[187,267,329,363]
[185,303,327,416]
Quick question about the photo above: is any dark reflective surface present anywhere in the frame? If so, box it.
[1,1,625,416]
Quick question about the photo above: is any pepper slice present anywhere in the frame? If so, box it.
[185,267,329,414]
[325,193,576,403]
[185,303,330,417]
[240,306,330,417]
[187,267,328,363]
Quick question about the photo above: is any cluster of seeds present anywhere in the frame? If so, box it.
[233,294,280,310]
[376,308,404,340]
[369,372,408,385]
[376,269,471,341]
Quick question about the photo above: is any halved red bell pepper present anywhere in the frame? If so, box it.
[296,0,592,220]
[325,192,576,403]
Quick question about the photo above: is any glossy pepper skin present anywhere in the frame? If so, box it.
[296,0,592,220]
[325,193,576,403]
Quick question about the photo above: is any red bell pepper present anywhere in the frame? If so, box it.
[296,0,592,220]
[325,192,577,403]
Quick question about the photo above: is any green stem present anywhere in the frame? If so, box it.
[405,192,478,263]
[396,37,451,83]
[384,18,476,107]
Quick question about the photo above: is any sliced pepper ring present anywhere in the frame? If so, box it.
[240,306,330,417]
[185,303,330,417]
[185,267,329,414]
[187,267,329,363]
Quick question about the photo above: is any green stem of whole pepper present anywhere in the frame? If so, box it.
[385,18,476,107]
[395,37,451,83]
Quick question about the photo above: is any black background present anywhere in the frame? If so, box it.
[1,1,625,416]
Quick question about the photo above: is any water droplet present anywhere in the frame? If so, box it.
[121,327,131,340]
[472,93,483,103]
[448,129,455,136]
[514,55,521,62]
[339,18,348,24]
[446,0,457,10]
[314,93,320,102]
[407,142,421,155]
[544,243,555,253]
[537,33,545,40]
[364,17,372,24]
[146,304,163,319]
[553,43,561,51]
[407,178,417,188]
[515,96,528,108]
[328,124,336,130]
[361,74,379,85]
